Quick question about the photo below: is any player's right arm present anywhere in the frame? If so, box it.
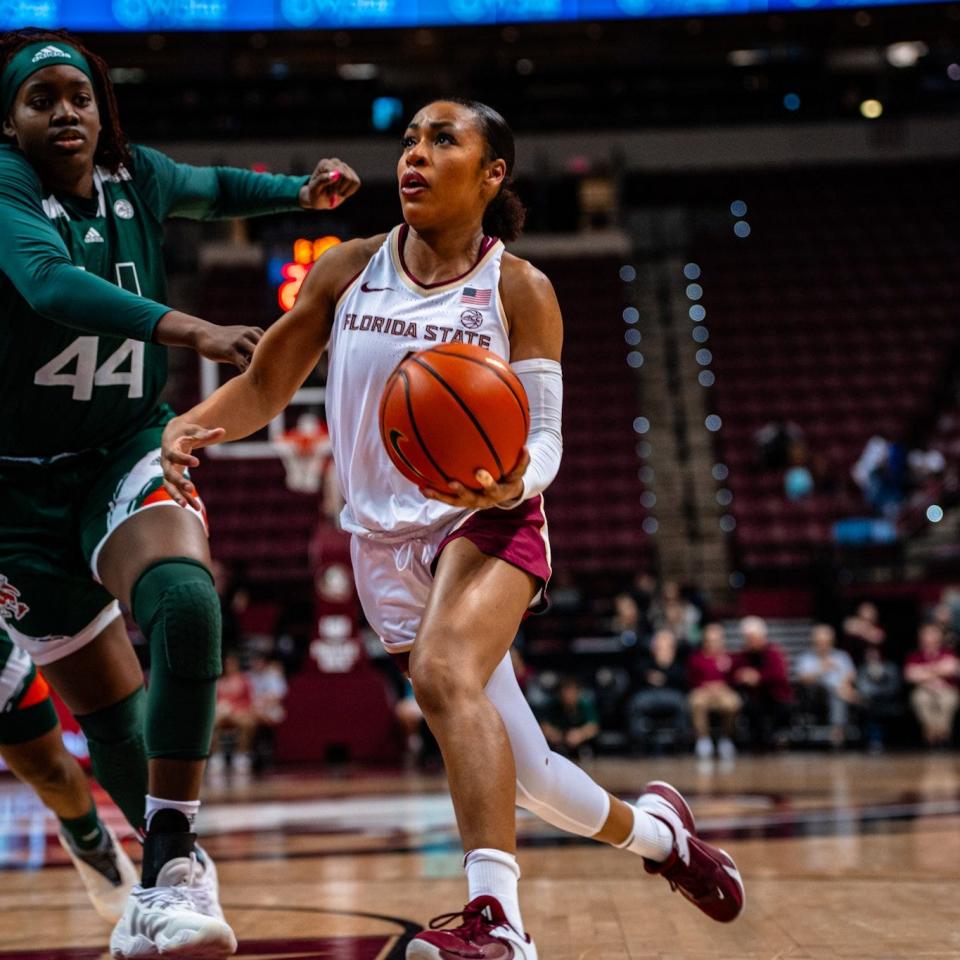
[0,152,261,368]
[161,237,380,508]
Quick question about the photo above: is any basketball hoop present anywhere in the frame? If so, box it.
[274,414,331,494]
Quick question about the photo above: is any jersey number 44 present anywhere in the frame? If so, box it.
[32,261,145,401]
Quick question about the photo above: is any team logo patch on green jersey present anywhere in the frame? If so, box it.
[0,575,29,622]
[114,199,134,219]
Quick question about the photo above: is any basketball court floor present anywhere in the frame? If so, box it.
[1,752,957,959]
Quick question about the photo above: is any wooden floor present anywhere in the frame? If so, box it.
[1,752,958,959]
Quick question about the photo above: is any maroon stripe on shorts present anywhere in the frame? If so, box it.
[432,495,552,614]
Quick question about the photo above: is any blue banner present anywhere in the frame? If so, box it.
[0,0,937,31]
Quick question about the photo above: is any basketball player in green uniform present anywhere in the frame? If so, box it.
[0,27,360,956]
[0,634,137,922]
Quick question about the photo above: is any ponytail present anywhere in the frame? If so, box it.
[483,179,526,242]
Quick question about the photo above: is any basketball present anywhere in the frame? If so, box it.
[379,343,530,491]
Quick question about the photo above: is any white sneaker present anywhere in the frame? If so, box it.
[59,824,137,924]
[695,737,714,759]
[192,845,225,920]
[717,737,737,761]
[109,852,236,958]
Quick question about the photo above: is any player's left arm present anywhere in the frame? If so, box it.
[131,144,360,220]
[423,255,563,510]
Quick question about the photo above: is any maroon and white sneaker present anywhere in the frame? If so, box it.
[406,895,536,960]
[635,780,745,923]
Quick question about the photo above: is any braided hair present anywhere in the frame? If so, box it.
[448,98,526,243]
[0,27,130,172]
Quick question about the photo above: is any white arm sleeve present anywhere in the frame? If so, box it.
[504,358,563,505]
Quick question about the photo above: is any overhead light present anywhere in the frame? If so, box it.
[885,41,929,68]
[337,63,378,80]
[728,49,766,67]
[827,48,883,72]
[860,98,883,119]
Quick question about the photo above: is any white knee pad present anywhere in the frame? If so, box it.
[484,653,610,838]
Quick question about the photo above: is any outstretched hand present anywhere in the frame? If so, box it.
[299,158,361,210]
[161,419,226,510]
[194,324,263,371]
[421,449,530,510]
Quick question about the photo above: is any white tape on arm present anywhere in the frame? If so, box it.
[504,357,563,505]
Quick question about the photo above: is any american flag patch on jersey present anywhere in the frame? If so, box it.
[460,286,492,306]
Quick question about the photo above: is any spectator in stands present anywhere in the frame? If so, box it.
[539,676,601,760]
[852,435,908,518]
[651,581,701,645]
[796,625,857,748]
[687,623,741,761]
[905,623,959,747]
[210,653,258,775]
[732,616,793,750]
[907,447,946,496]
[628,571,657,633]
[842,601,886,664]
[783,441,814,501]
[628,629,690,748]
[249,653,288,727]
[856,646,901,753]
[928,602,959,651]
[611,592,643,646]
[754,420,804,470]
[247,653,288,772]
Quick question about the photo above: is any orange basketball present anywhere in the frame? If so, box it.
[379,343,530,491]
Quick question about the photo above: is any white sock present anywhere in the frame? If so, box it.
[616,806,674,862]
[464,848,524,936]
[145,795,201,831]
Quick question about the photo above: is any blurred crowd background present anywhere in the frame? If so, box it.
[7,0,959,772]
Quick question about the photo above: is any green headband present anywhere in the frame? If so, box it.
[2,41,94,118]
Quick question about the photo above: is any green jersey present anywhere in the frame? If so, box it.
[0,143,307,458]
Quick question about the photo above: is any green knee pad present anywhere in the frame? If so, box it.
[131,558,222,760]
[77,687,148,831]
[132,558,222,682]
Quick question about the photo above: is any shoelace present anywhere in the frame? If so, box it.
[136,885,197,912]
[427,907,517,943]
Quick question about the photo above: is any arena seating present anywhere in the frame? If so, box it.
[691,163,960,572]
[534,256,647,572]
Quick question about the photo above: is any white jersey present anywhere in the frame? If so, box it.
[327,225,510,539]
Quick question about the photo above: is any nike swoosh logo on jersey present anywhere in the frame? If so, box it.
[361,282,394,293]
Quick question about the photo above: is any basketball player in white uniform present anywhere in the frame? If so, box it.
[160,100,745,959]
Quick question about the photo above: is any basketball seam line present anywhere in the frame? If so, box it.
[431,348,530,434]
[410,357,505,477]
[397,368,452,484]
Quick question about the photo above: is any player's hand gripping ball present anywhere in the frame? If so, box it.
[379,343,530,505]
